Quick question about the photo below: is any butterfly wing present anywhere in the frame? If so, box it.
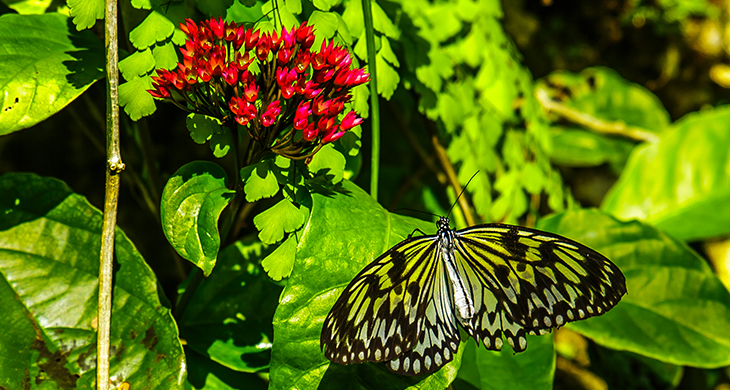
[452,224,626,350]
[320,235,461,375]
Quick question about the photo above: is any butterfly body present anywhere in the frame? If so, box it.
[320,217,626,376]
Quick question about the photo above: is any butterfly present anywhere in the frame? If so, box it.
[320,216,626,376]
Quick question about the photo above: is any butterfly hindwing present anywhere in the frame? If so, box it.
[385,255,461,375]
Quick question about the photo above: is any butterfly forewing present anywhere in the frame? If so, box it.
[455,224,626,332]
[321,235,458,373]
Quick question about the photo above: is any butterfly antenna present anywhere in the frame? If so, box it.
[446,171,480,219]
[394,208,440,219]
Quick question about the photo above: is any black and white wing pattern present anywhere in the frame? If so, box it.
[320,235,461,375]
[451,223,626,353]
[320,217,627,376]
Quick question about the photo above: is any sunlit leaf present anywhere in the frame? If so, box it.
[0,173,186,389]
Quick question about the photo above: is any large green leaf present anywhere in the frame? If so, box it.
[536,67,670,132]
[0,173,186,389]
[269,180,463,389]
[0,13,104,134]
[455,336,554,390]
[180,239,282,375]
[538,209,730,368]
[601,106,730,241]
[161,161,236,277]
[548,126,636,171]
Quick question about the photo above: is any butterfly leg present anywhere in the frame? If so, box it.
[408,228,428,239]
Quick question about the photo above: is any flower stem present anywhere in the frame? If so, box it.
[362,0,380,201]
[535,87,660,143]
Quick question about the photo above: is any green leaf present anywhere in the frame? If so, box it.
[520,162,544,195]
[253,199,306,244]
[309,10,339,38]
[548,126,635,171]
[538,209,730,368]
[160,161,235,276]
[375,54,400,100]
[378,37,400,67]
[285,0,303,14]
[312,0,337,11]
[240,158,281,202]
[261,0,298,29]
[601,106,730,241]
[187,113,222,144]
[180,239,282,374]
[351,83,370,118]
[186,113,232,157]
[186,348,269,390]
[456,336,554,390]
[119,48,155,80]
[0,13,103,134]
[210,131,232,158]
[119,75,156,121]
[129,10,175,50]
[261,234,297,281]
[269,180,462,389]
[308,144,347,184]
[0,173,186,389]
[152,42,180,70]
[370,1,400,39]
[536,67,670,132]
[68,0,104,30]
[6,0,52,14]
[342,0,364,40]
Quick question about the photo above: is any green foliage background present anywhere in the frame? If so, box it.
[2,0,730,389]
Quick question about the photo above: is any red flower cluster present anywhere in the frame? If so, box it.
[149,17,369,160]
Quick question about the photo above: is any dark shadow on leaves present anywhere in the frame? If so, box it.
[318,361,426,390]
[0,173,72,231]
[306,169,351,198]
[185,347,268,390]
[179,239,281,375]
[176,161,229,184]
[62,18,105,89]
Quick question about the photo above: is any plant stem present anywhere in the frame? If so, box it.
[535,87,660,143]
[362,0,380,201]
[98,0,122,388]
[431,134,475,226]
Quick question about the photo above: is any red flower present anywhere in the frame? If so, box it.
[294,101,311,130]
[302,122,318,141]
[222,64,238,85]
[149,17,370,160]
[261,100,281,127]
[295,22,315,50]
[243,81,258,102]
[244,28,260,51]
[256,33,271,61]
[208,16,225,40]
[339,111,363,131]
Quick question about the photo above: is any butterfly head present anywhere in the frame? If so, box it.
[437,217,451,233]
